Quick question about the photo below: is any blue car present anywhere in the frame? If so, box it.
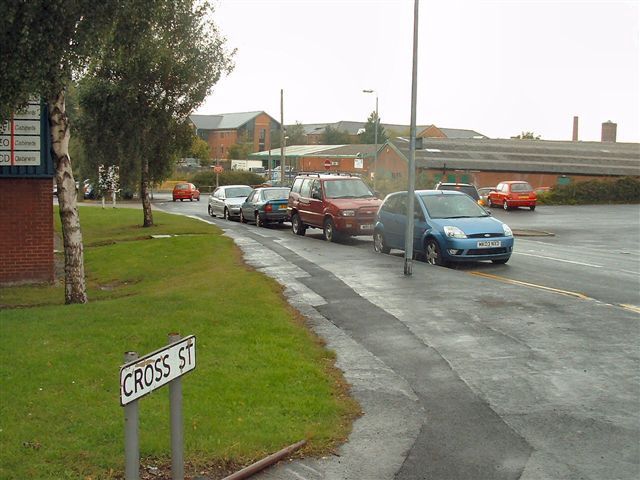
[240,187,291,227]
[374,190,514,265]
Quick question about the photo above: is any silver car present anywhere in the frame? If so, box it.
[208,185,253,220]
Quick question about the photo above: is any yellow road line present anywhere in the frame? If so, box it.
[469,271,591,300]
[620,304,640,314]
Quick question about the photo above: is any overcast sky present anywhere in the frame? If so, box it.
[196,0,640,143]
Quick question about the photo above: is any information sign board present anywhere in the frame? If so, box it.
[119,335,196,406]
[0,101,43,167]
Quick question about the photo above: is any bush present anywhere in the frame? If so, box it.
[539,176,640,205]
[189,170,266,193]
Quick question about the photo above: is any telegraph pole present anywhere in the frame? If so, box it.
[280,89,285,185]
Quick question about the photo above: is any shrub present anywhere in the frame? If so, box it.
[539,176,640,205]
[189,170,266,193]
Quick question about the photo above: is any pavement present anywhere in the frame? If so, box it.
[193,219,639,480]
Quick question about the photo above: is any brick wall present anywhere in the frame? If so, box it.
[0,178,54,284]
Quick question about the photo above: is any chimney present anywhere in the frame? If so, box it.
[572,116,579,141]
[601,121,617,143]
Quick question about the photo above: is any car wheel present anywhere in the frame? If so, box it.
[503,200,509,210]
[223,208,230,220]
[488,197,494,208]
[492,258,509,264]
[323,218,340,242]
[291,213,306,236]
[255,212,263,227]
[240,211,247,224]
[190,196,193,202]
[197,197,200,202]
[208,205,215,217]
[373,232,390,254]
[425,238,446,266]
[530,205,536,211]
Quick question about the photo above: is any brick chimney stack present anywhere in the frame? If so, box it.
[601,121,617,142]
[572,116,579,141]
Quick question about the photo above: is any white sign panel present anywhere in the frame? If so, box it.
[119,335,196,406]
[354,158,363,169]
[0,135,41,151]
[13,104,41,119]
[1,119,40,136]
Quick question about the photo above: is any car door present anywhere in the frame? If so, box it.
[242,190,257,220]
[213,188,226,215]
[297,179,314,225]
[385,193,406,248]
[307,180,325,227]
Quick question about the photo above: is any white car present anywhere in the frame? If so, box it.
[208,185,253,220]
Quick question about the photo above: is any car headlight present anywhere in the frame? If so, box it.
[502,224,513,237]
[444,226,467,238]
[342,210,356,217]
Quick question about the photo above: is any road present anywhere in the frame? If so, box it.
[153,197,640,479]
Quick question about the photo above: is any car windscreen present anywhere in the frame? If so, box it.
[226,187,252,198]
[510,182,533,192]
[263,188,290,201]
[437,184,479,200]
[420,193,489,219]
[323,179,374,199]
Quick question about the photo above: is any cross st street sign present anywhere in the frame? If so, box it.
[119,335,196,406]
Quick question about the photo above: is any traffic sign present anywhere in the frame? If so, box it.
[213,165,223,174]
[119,335,196,406]
[324,159,331,170]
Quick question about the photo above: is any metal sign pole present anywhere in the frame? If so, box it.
[168,333,185,480]
[124,351,140,480]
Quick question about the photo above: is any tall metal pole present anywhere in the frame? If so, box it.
[168,333,184,480]
[404,0,420,276]
[124,351,140,480]
[280,89,285,186]
[374,95,378,190]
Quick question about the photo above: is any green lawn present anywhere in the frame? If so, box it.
[0,207,359,479]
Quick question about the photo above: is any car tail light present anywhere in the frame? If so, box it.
[265,203,273,212]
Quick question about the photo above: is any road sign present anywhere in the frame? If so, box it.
[213,165,223,173]
[119,335,196,406]
[324,159,331,170]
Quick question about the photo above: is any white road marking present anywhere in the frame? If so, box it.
[513,251,603,268]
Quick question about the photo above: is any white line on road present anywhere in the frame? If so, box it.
[513,251,603,268]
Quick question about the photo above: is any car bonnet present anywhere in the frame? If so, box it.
[429,215,506,235]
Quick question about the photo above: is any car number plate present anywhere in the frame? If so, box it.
[477,240,501,248]
[360,224,373,230]
[278,204,287,209]
[519,195,529,199]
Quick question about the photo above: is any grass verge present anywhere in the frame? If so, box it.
[0,207,360,479]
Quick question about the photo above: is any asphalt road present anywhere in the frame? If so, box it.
[152,196,639,479]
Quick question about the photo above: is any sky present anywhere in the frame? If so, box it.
[196,0,640,143]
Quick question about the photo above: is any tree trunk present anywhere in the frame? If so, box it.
[49,90,88,304]
[141,156,153,227]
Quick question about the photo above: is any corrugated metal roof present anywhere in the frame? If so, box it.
[390,138,640,176]
[438,128,488,139]
[250,145,348,158]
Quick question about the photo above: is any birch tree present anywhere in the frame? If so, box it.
[78,0,234,227]
[1,1,113,304]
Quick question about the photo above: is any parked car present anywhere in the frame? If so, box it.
[435,182,484,206]
[287,173,382,242]
[240,187,290,227]
[208,184,253,220]
[477,187,496,205]
[374,190,514,266]
[488,181,537,210]
[172,182,200,202]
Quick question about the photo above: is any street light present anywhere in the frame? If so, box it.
[362,89,378,190]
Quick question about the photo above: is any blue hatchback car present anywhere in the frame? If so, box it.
[374,190,514,265]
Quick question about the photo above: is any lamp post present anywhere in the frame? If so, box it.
[362,89,378,190]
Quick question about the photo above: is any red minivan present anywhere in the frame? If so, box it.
[488,181,537,210]
[287,173,382,242]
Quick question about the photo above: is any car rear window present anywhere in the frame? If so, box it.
[263,188,290,200]
[510,182,533,192]
[175,183,189,190]
[437,184,479,200]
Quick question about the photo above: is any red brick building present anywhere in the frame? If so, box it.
[190,111,281,160]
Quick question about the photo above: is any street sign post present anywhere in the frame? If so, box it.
[324,159,331,170]
[120,334,196,480]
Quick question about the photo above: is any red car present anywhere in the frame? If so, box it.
[488,181,537,211]
[172,183,200,202]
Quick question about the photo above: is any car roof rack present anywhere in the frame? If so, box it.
[295,171,360,178]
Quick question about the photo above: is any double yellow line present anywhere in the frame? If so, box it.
[469,271,639,314]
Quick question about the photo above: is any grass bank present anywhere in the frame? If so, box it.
[0,207,359,479]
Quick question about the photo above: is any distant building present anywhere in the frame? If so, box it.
[190,111,281,160]
[298,121,487,144]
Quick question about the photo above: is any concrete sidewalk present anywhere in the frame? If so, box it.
[217,223,639,480]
